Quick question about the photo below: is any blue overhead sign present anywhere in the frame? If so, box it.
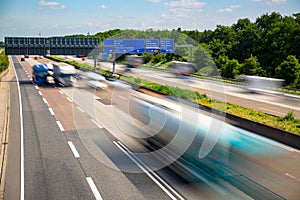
[145,39,159,53]
[104,39,145,53]
[160,39,174,53]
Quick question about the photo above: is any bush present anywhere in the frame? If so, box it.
[0,50,9,73]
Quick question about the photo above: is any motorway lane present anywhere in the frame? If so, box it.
[5,56,96,199]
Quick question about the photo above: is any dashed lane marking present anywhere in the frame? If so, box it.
[56,121,65,132]
[66,97,73,102]
[67,141,80,158]
[86,177,104,200]
[48,108,55,116]
[77,106,85,113]
[91,119,103,129]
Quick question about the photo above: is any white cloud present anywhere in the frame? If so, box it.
[165,0,206,9]
[99,4,108,9]
[271,0,286,3]
[38,0,65,10]
[217,4,240,13]
[163,0,206,19]
[145,0,161,3]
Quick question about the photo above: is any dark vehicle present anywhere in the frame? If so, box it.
[168,61,197,75]
[20,57,25,61]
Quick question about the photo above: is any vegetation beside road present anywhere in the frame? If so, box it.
[47,55,300,135]
[0,50,9,74]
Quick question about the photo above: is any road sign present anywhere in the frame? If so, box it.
[160,39,174,53]
[104,39,145,53]
[145,39,159,53]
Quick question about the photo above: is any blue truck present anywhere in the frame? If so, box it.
[32,64,49,85]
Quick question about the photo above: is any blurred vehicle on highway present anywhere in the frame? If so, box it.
[85,71,108,89]
[126,96,289,198]
[241,75,284,94]
[32,64,49,85]
[124,55,143,72]
[52,63,76,87]
[168,61,197,76]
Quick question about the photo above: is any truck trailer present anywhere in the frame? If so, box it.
[52,63,76,87]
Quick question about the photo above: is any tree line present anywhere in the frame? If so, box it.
[62,12,300,88]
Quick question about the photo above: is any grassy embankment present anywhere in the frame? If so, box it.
[47,55,300,135]
[0,49,9,77]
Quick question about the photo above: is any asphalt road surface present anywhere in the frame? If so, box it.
[3,56,300,200]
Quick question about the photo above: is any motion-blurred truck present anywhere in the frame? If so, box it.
[52,63,76,87]
[32,64,49,85]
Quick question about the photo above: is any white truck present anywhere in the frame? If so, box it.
[52,63,76,87]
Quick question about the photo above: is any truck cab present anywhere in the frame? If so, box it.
[32,64,49,85]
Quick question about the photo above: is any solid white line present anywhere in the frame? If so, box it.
[38,91,42,96]
[56,121,65,132]
[48,108,55,116]
[12,58,25,200]
[86,177,104,200]
[77,106,85,113]
[113,141,184,200]
[35,85,39,90]
[59,90,64,94]
[42,98,48,105]
[91,119,103,129]
[66,97,73,102]
[67,141,80,158]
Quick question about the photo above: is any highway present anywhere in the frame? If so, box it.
[3,56,300,199]
[75,57,300,119]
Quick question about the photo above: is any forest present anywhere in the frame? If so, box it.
[55,12,300,88]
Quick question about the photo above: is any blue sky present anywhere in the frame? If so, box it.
[1,0,299,41]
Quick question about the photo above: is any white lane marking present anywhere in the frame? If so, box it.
[113,141,185,200]
[42,98,48,105]
[38,91,42,96]
[59,90,64,94]
[29,78,32,81]
[91,119,103,129]
[35,85,39,90]
[12,58,25,200]
[67,141,80,158]
[77,106,85,113]
[118,95,127,101]
[86,177,104,200]
[56,121,65,132]
[66,97,72,102]
[259,107,285,116]
[48,108,55,116]
[27,75,31,78]
[286,173,300,182]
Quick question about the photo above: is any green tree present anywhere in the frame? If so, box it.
[241,56,265,76]
[275,55,300,87]
[220,57,240,79]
